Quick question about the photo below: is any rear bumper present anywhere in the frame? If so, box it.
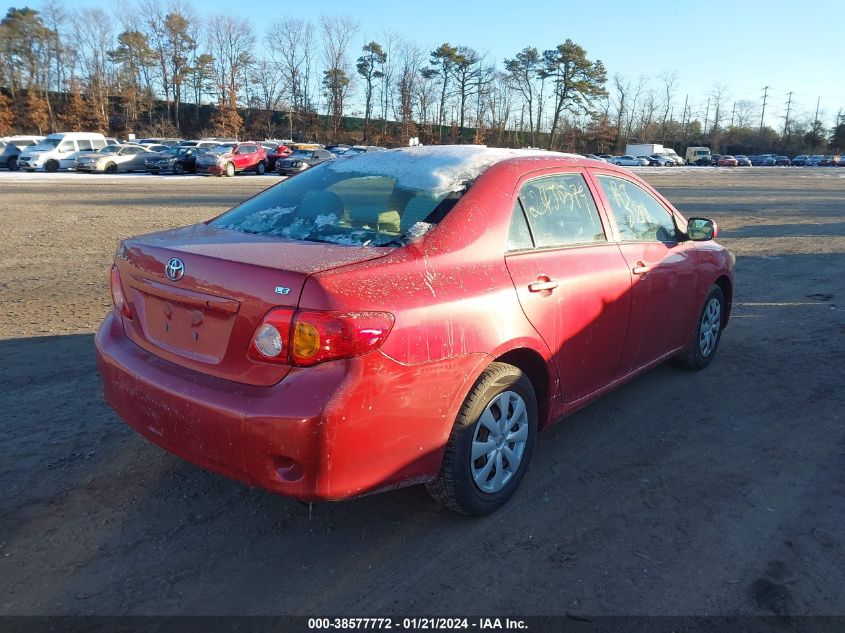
[96,312,486,500]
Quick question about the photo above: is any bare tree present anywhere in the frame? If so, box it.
[504,47,542,146]
[319,14,358,140]
[207,12,255,137]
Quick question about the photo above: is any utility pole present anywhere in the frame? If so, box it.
[814,96,820,123]
[783,91,793,136]
[760,86,769,130]
[680,94,689,137]
[730,102,736,127]
[704,98,711,134]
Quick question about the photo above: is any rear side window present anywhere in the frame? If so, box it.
[517,174,606,248]
[507,200,533,251]
[596,175,678,243]
[77,140,93,151]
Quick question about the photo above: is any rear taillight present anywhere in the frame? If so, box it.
[248,308,294,363]
[109,266,132,319]
[249,308,394,367]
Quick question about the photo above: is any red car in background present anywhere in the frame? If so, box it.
[195,142,267,176]
[717,155,739,166]
[261,142,293,171]
[96,147,734,515]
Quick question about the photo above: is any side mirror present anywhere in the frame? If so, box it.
[687,217,717,241]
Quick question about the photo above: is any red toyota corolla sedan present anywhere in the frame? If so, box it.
[96,146,734,515]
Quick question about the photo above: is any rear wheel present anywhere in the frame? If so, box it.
[255,161,266,175]
[676,285,725,370]
[224,162,235,177]
[7,157,18,170]
[174,162,184,175]
[45,160,59,173]
[426,362,538,516]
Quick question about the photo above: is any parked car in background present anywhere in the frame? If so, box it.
[75,144,154,173]
[774,156,791,166]
[276,148,335,175]
[0,135,44,170]
[597,154,614,161]
[819,155,840,166]
[179,140,220,151]
[138,138,183,147]
[664,148,685,165]
[611,155,648,166]
[791,155,809,166]
[196,142,267,176]
[751,155,776,166]
[96,146,734,516]
[144,146,198,174]
[644,154,675,166]
[261,142,293,171]
[583,154,608,162]
[836,156,845,166]
[17,132,108,171]
[735,155,752,166]
[805,155,826,166]
[718,155,738,166]
[344,145,386,156]
[325,144,351,157]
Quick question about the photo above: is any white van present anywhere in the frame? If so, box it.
[17,132,108,172]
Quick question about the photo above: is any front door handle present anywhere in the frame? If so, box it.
[528,277,559,292]
[632,262,650,275]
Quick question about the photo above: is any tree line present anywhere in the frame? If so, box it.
[1,1,843,154]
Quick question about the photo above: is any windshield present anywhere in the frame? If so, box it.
[98,146,120,155]
[211,144,235,154]
[37,138,61,149]
[212,170,451,247]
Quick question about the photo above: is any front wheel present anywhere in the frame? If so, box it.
[7,157,18,170]
[676,285,725,370]
[426,362,538,516]
[174,162,184,175]
[104,162,117,174]
[44,160,59,173]
[255,161,266,175]
[224,162,235,177]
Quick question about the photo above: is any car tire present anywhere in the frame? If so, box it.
[174,162,184,175]
[426,362,538,516]
[256,161,266,175]
[105,162,117,174]
[45,160,59,173]
[676,284,725,370]
[7,157,18,171]
[224,162,235,177]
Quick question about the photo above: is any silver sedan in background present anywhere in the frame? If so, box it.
[75,144,155,173]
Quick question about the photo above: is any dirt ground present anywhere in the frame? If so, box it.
[0,167,843,617]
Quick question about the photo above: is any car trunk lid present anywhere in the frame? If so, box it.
[115,223,389,386]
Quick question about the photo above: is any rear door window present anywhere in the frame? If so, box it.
[77,139,93,151]
[517,173,606,248]
[596,175,678,243]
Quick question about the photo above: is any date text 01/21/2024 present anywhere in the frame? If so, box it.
[307,617,528,630]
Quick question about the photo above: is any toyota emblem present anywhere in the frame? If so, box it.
[165,257,185,281]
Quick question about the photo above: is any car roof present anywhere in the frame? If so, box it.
[323,145,628,195]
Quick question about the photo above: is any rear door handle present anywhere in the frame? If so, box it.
[528,278,559,292]
[632,262,650,275]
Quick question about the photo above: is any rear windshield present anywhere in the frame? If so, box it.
[211,167,454,247]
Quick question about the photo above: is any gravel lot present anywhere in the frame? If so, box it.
[1,167,843,617]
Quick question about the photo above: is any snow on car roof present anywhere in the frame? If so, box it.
[326,145,577,196]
